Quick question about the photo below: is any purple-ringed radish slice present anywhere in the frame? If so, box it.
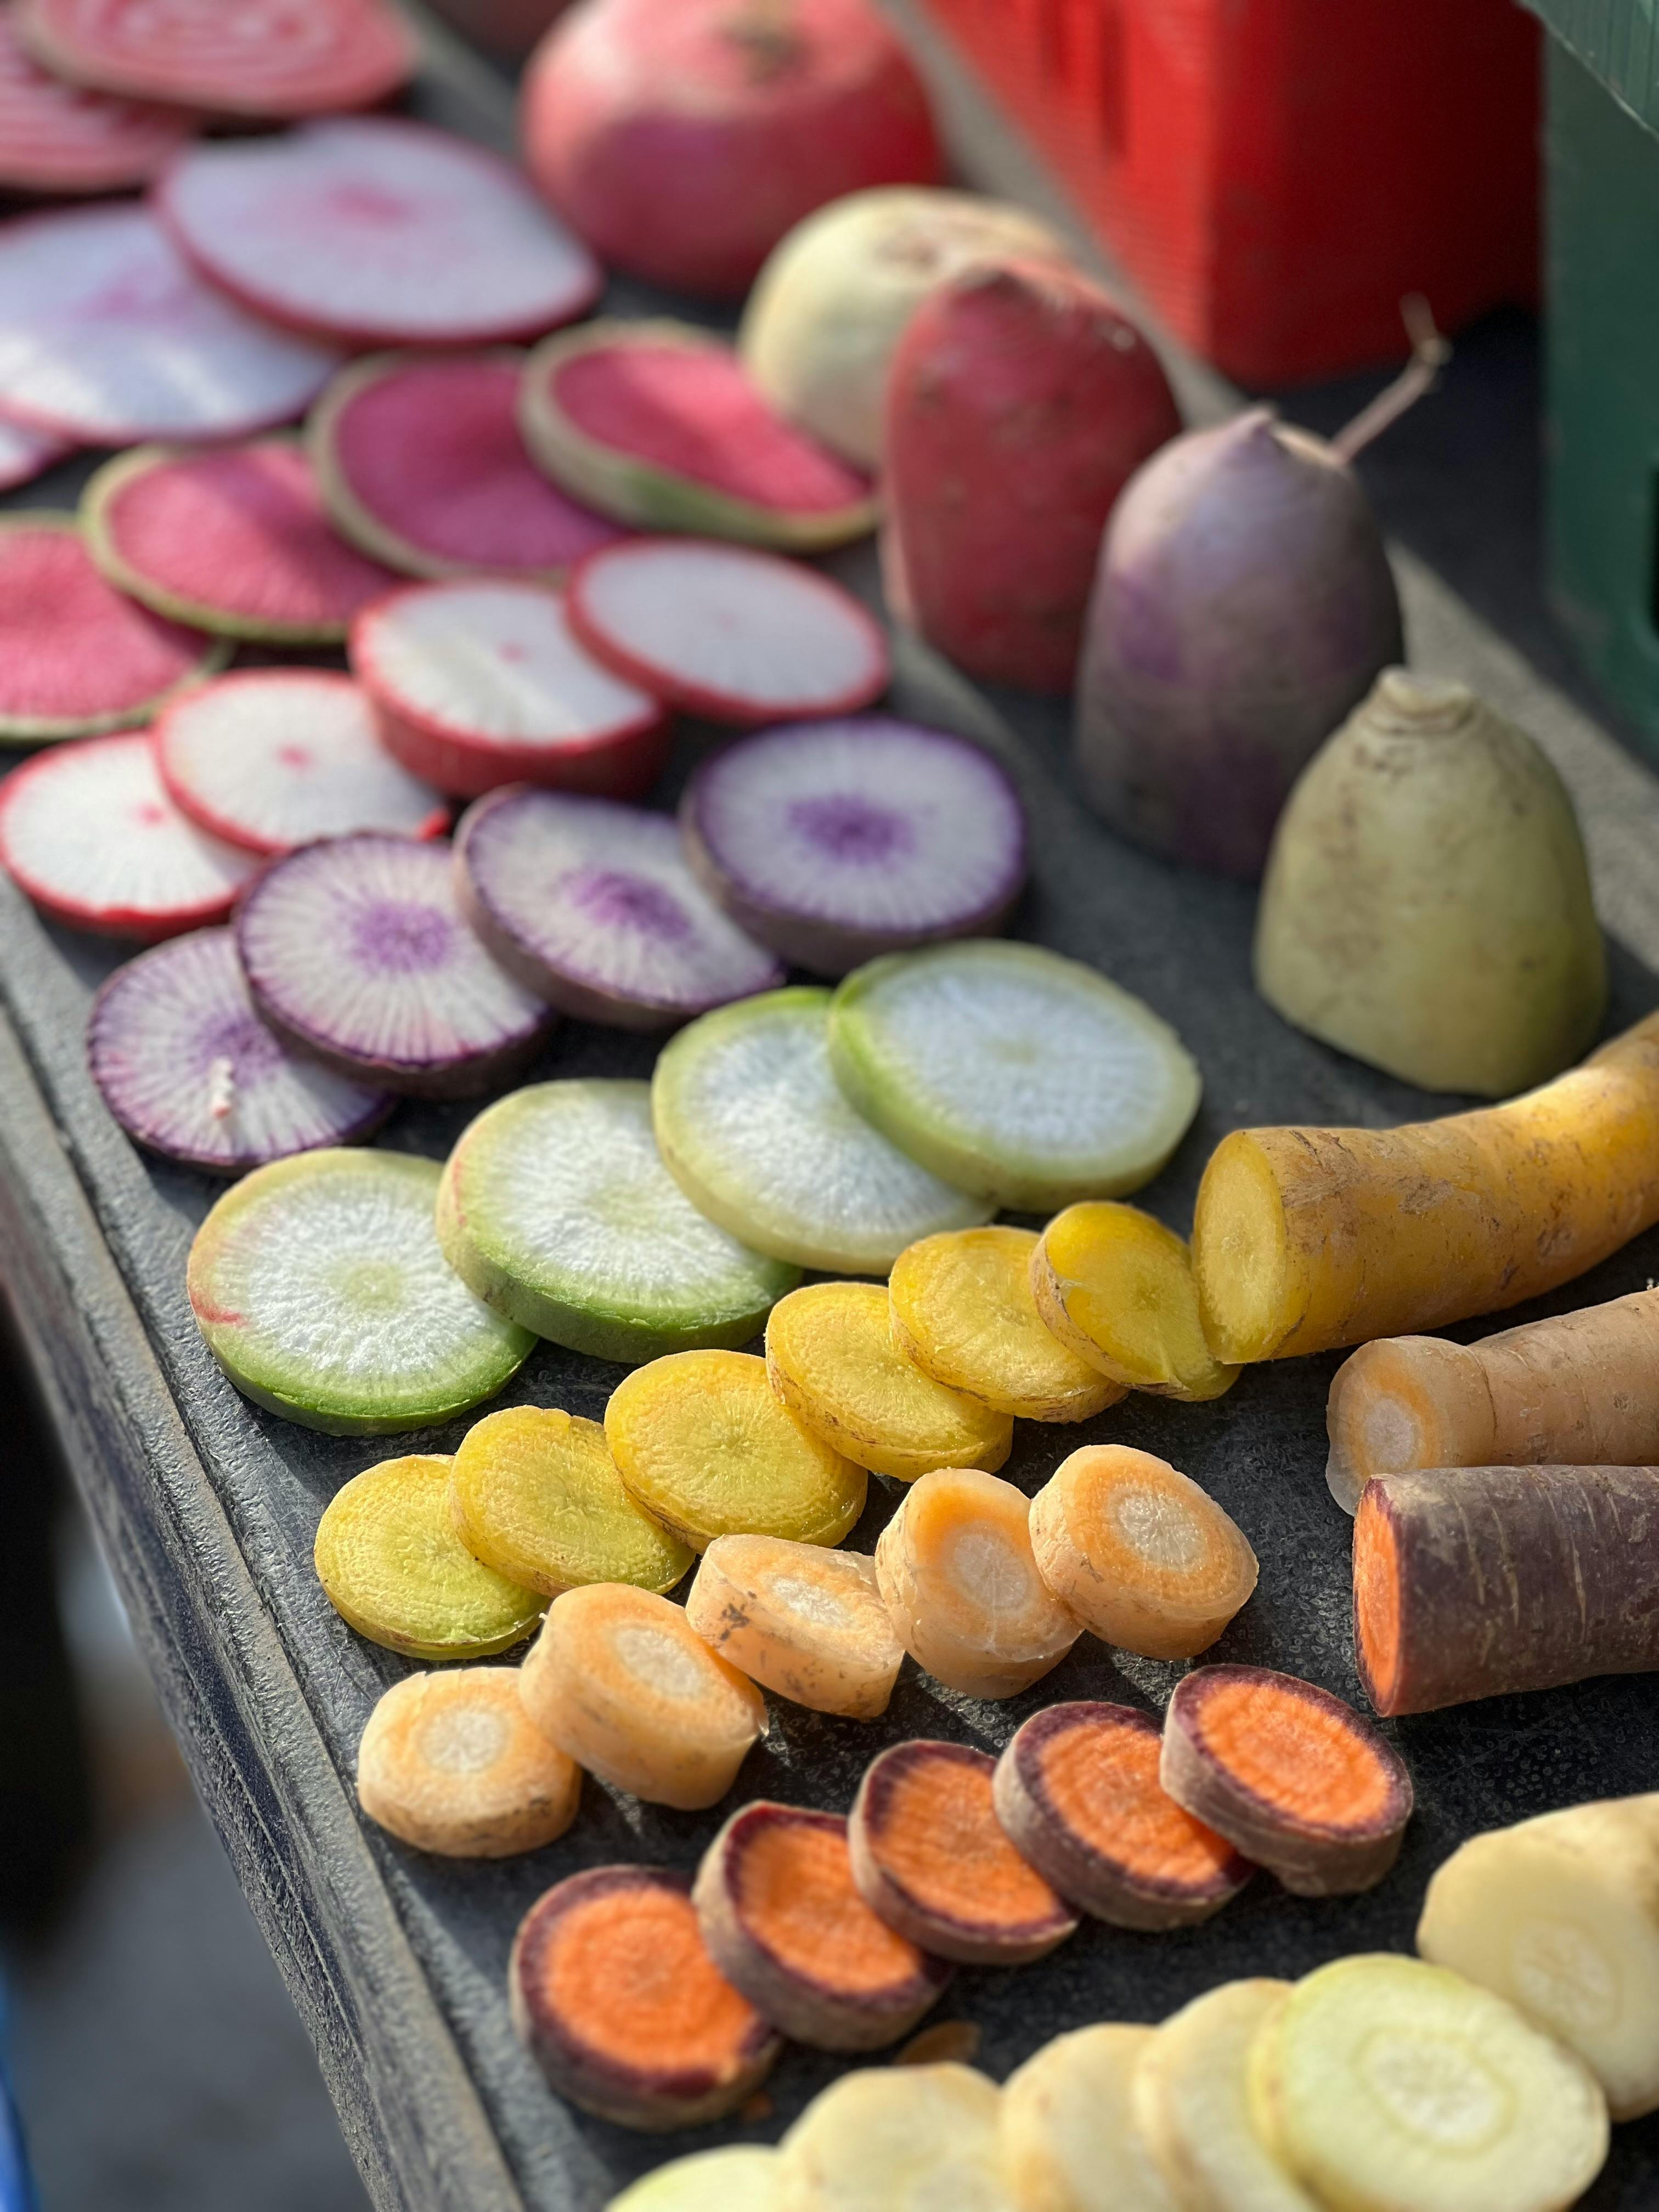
[87,927,393,1173]
[0,0,194,195]
[0,414,71,493]
[235,832,555,1099]
[680,718,1027,977]
[454,785,782,1029]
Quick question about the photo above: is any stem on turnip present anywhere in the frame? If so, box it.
[1331,294,1451,462]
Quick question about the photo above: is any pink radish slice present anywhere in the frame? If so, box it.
[455,786,784,1029]
[235,832,555,1098]
[0,2,194,194]
[309,351,628,583]
[0,515,225,743]
[85,438,400,645]
[350,579,670,802]
[89,927,393,1173]
[567,538,889,727]
[16,0,416,119]
[157,118,602,349]
[0,415,72,494]
[0,204,341,445]
[154,672,447,856]
[680,719,1028,977]
[0,732,256,940]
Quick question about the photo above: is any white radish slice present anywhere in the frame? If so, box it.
[651,986,990,1274]
[681,718,1028,977]
[454,786,782,1028]
[235,832,554,1098]
[828,940,1204,1210]
[1135,1980,1321,2212]
[154,672,447,856]
[157,117,601,348]
[778,2064,1015,2212]
[351,578,669,802]
[0,413,70,492]
[0,732,255,940]
[88,927,392,1172]
[569,537,889,727]
[0,1,194,194]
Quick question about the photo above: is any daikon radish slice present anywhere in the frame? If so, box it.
[685,1534,904,1720]
[355,1665,579,1858]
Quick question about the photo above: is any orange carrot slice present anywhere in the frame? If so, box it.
[685,1534,905,1719]
[355,1666,579,1858]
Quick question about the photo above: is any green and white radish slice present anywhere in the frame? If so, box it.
[652,987,989,1274]
[188,1147,533,1434]
[437,1080,799,1363]
[828,941,1202,1210]
[605,2146,780,2212]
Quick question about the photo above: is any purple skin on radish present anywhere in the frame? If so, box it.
[680,718,1027,976]
[454,783,783,1028]
[88,926,392,1172]
[235,832,555,1098]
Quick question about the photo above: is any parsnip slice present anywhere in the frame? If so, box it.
[685,1534,905,1719]
[1032,1203,1239,1402]
[1003,2023,1181,2211]
[607,2147,780,2211]
[778,2061,1015,2211]
[1135,1979,1318,2210]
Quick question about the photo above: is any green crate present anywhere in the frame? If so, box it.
[1528,0,1659,128]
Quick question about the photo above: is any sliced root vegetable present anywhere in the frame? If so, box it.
[454,786,782,1026]
[568,537,888,727]
[679,716,1026,975]
[1248,1955,1610,2212]
[436,1080,799,1361]
[849,1739,1077,1966]
[994,1701,1252,1929]
[693,1801,951,2050]
[780,2063,1009,2211]
[351,578,669,802]
[235,833,555,1098]
[0,413,70,494]
[157,118,600,347]
[308,347,627,583]
[0,203,340,445]
[652,987,990,1274]
[1032,1203,1239,1403]
[605,1347,866,1553]
[84,438,399,645]
[0,732,253,940]
[1002,2024,1182,2212]
[355,1664,579,1858]
[521,321,877,551]
[1029,1444,1259,1661]
[1137,1979,1319,2212]
[87,927,392,1173]
[187,1148,533,1433]
[510,1866,781,2130]
[0,1,194,194]
[519,1582,766,1810]
[1161,1664,1413,1895]
[605,2146,780,2212]
[765,1278,1012,1481]
[875,1467,1081,1701]
[314,1452,544,1659]
[684,1533,904,1720]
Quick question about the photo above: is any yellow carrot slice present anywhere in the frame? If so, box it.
[685,1533,904,1719]
[1032,1203,1239,1401]
[356,1666,579,1858]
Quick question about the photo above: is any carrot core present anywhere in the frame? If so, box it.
[1353,1490,1404,1711]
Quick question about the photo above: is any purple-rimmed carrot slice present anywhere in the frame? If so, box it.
[0,0,193,193]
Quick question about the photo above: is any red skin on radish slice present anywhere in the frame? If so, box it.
[0,732,256,940]
[88,927,392,1173]
[0,1,194,195]
[0,414,71,494]
[350,579,670,802]
[154,672,447,856]
[567,538,889,727]
[0,204,341,446]
[156,118,602,350]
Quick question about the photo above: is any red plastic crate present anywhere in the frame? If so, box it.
[915,0,1542,385]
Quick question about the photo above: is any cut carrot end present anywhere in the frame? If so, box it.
[356,1665,579,1859]
[1352,1484,1404,1714]
[1192,1132,1292,1364]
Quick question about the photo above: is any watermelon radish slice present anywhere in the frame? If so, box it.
[88,927,393,1173]
[308,350,628,584]
[157,119,602,349]
[154,672,447,856]
[0,515,226,744]
[519,320,878,552]
[0,204,341,446]
[454,786,783,1030]
[0,731,256,940]
[235,832,556,1098]
[567,538,889,727]
[0,415,71,494]
[350,579,670,801]
[17,0,416,121]
[0,2,194,195]
[84,438,399,645]
[681,719,1028,977]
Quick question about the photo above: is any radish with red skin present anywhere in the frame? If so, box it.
[520,0,940,300]
[0,416,70,495]
[88,928,392,1173]
[157,118,601,351]
[0,2,194,196]
[882,258,1182,695]
[455,786,782,1028]
[351,578,669,802]
[154,673,447,856]
[0,732,255,941]
[568,539,888,728]
[235,833,556,1098]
